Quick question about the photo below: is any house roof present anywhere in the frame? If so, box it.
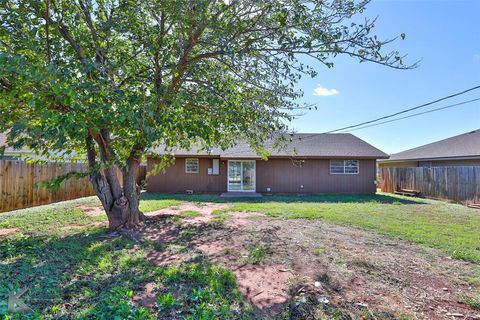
[149,133,389,159]
[380,129,480,162]
[0,132,31,155]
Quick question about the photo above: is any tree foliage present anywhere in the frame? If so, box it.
[0,0,412,228]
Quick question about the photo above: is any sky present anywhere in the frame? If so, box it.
[291,0,480,154]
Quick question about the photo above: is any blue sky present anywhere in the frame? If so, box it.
[291,0,480,154]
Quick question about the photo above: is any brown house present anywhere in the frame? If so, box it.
[146,133,388,195]
[378,129,480,168]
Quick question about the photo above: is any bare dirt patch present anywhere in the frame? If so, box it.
[0,227,18,236]
[133,204,480,319]
[77,205,105,217]
[146,202,230,224]
[133,282,157,308]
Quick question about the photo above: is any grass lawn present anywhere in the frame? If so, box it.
[0,198,254,319]
[0,192,479,319]
[140,192,480,263]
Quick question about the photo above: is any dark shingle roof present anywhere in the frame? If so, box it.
[0,132,31,154]
[149,133,388,159]
[381,129,480,162]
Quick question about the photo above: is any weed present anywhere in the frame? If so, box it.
[241,244,268,264]
[156,293,178,311]
[156,262,255,319]
[463,295,480,310]
[209,210,230,224]
[313,246,326,256]
[180,210,202,219]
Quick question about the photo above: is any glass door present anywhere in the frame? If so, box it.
[228,160,256,192]
[228,161,242,191]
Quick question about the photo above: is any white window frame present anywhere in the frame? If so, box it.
[185,158,199,173]
[329,160,359,175]
[227,160,256,192]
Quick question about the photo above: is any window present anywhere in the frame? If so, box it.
[185,158,199,173]
[212,159,220,175]
[330,160,359,174]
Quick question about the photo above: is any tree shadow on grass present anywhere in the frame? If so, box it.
[0,225,262,319]
[141,192,423,205]
[0,228,160,319]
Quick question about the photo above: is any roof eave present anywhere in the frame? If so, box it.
[379,155,480,163]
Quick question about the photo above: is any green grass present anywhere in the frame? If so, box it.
[0,197,105,233]
[179,210,202,219]
[241,244,268,265]
[219,194,480,263]
[0,227,254,319]
[0,228,157,319]
[156,263,255,319]
[136,193,480,263]
[138,193,183,212]
[1,192,480,318]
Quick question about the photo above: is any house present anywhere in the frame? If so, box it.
[146,133,388,195]
[378,129,480,168]
[0,132,33,160]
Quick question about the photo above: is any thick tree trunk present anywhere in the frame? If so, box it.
[90,170,144,230]
[86,134,145,230]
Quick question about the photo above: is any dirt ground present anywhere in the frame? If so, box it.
[134,203,480,320]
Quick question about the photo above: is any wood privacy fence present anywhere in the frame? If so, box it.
[0,160,148,213]
[0,160,95,213]
[380,166,480,203]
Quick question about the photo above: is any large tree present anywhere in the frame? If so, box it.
[0,0,411,229]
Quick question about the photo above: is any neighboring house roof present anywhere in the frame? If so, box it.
[380,129,480,163]
[149,133,389,159]
[0,132,32,156]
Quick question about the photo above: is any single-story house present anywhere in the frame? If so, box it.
[146,133,388,195]
[378,129,480,168]
[0,132,33,160]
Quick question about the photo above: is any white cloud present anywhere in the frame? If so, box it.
[313,85,339,97]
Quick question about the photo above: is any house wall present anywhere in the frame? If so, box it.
[430,159,480,166]
[147,157,227,193]
[256,158,376,194]
[146,157,377,194]
[378,161,418,168]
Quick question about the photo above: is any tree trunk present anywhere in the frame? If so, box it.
[86,132,145,230]
[90,168,144,230]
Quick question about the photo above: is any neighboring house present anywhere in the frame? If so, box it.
[378,129,480,168]
[0,132,33,160]
[146,133,388,194]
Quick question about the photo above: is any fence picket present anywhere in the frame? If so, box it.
[380,166,480,203]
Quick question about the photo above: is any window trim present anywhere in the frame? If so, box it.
[329,159,359,175]
[185,158,199,174]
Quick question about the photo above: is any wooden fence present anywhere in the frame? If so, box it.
[380,166,480,203]
[0,160,95,213]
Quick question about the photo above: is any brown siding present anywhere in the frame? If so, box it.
[379,161,418,168]
[146,157,227,193]
[256,158,376,194]
[147,157,377,194]
[430,159,480,166]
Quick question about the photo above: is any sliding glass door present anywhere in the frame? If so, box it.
[228,160,256,192]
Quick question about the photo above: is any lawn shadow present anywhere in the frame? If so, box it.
[0,228,159,319]
[0,222,266,319]
[141,192,423,205]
